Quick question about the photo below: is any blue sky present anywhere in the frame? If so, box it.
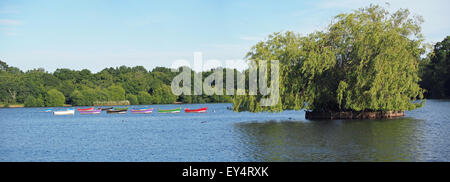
[1,0,449,72]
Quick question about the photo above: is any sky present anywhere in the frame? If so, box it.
[1,0,449,73]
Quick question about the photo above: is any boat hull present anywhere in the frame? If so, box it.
[131,111,153,114]
[158,108,181,113]
[98,107,113,111]
[131,108,153,114]
[77,107,94,111]
[79,110,102,114]
[185,107,208,113]
[108,111,127,114]
[113,107,129,110]
[53,110,75,115]
[107,109,128,114]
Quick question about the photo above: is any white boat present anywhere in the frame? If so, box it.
[53,109,75,115]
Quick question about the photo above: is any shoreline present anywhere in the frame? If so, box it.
[0,102,231,108]
[0,104,24,108]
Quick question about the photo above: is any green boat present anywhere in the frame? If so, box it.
[158,107,181,113]
[113,106,129,110]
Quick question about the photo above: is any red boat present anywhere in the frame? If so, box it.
[184,107,208,113]
[77,107,95,111]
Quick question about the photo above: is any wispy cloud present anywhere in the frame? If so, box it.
[0,19,21,26]
[3,31,17,36]
[0,5,20,14]
[0,19,21,36]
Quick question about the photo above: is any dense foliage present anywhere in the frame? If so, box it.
[420,36,450,99]
[233,5,426,112]
[45,89,66,107]
[0,62,234,107]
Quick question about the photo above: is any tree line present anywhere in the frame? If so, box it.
[0,62,235,107]
[1,6,448,110]
[420,36,450,99]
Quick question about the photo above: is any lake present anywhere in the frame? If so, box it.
[0,100,449,161]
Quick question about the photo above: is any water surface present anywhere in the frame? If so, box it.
[0,100,449,161]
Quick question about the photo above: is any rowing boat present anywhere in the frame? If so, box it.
[158,107,181,113]
[106,110,127,114]
[113,106,128,110]
[79,109,102,114]
[184,107,208,113]
[131,108,153,114]
[53,109,75,115]
[97,107,113,111]
[107,107,128,114]
[77,107,94,111]
[133,107,149,110]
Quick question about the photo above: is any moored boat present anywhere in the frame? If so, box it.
[132,107,149,110]
[107,107,128,114]
[79,109,102,114]
[106,110,127,114]
[113,106,128,110]
[77,107,94,111]
[53,109,75,115]
[184,107,208,113]
[97,107,113,111]
[131,108,153,114]
[158,107,181,113]
[41,109,53,112]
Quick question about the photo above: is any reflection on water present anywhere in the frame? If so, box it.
[234,100,450,162]
[235,117,430,161]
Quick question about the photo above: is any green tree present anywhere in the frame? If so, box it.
[126,94,139,105]
[70,90,87,106]
[420,36,450,98]
[0,68,22,104]
[58,80,75,103]
[24,95,37,107]
[45,89,65,107]
[151,85,177,104]
[24,95,44,107]
[35,96,45,107]
[234,5,425,112]
[179,94,192,104]
[107,85,126,101]
[120,71,149,95]
[0,60,8,71]
[137,91,153,105]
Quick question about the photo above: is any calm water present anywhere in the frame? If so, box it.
[0,100,449,162]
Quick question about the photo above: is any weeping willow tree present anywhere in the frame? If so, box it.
[233,5,426,112]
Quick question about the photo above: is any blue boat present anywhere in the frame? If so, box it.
[133,107,149,110]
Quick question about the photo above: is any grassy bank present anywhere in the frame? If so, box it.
[0,104,25,108]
